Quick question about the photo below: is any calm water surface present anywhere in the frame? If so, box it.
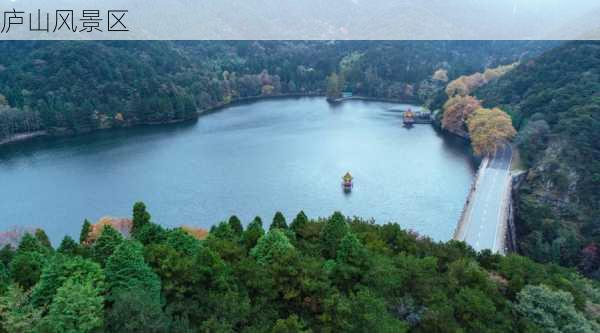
[0,98,476,243]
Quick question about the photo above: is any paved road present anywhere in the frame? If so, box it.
[463,145,512,253]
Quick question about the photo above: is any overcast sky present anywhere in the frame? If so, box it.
[0,0,599,39]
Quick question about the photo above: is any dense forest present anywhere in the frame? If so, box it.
[2,40,600,331]
[1,203,600,332]
[0,41,553,142]
[474,41,600,278]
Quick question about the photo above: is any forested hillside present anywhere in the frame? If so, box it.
[0,41,553,143]
[1,203,599,332]
[476,41,600,277]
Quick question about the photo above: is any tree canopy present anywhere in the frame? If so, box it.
[0,41,551,143]
[0,203,600,331]
[466,107,517,156]
[442,95,482,137]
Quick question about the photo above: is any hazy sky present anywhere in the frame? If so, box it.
[0,0,598,39]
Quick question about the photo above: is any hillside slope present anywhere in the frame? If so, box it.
[0,41,554,143]
[476,41,600,276]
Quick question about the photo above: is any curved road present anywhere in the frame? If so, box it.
[462,145,512,253]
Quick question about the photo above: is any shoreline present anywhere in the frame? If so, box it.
[0,131,48,146]
[329,95,420,105]
[0,94,421,148]
[199,92,324,115]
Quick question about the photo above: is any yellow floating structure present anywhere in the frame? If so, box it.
[342,172,353,191]
[403,108,415,127]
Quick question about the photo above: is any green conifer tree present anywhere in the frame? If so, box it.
[79,219,92,244]
[270,212,288,230]
[105,241,161,303]
[242,217,265,251]
[91,225,123,266]
[132,201,151,235]
[57,236,79,256]
[228,215,244,236]
[320,212,349,259]
[290,211,308,234]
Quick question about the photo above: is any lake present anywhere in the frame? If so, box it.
[0,97,476,244]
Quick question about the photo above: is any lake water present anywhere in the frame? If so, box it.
[0,97,476,244]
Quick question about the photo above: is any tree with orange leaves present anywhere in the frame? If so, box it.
[442,95,482,138]
[467,108,516,156]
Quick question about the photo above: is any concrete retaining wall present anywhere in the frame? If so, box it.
[505,171,527,253]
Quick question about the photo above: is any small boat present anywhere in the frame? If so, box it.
[342,172,353,192]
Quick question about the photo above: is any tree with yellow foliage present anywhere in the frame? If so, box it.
[432,69,449,82]
[261,85,275,96]
[483,63,518,82]
[445,78,469,97]
[445,63,517,98]
[467,108,516,156]
[447,73,487,97]
[442,95,482,137]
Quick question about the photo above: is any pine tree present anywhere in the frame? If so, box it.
[320,212,349,259]
[134,222,167,246]
[0,245,14,266]
[333,233,370,291]
[290,211,308,234]
[132,201,151,235]
[57,236,79,256]
[250,229,296,265]
[91,225,123,266]
[209,221,236,241]
[17,233,47,254]
[105,241,161,303]
[9,251,46,289]
[270,212,288,230]
[242,217,265,251]
[228,215,243,236]
[34,229,52,250]
[80,219,92,244]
